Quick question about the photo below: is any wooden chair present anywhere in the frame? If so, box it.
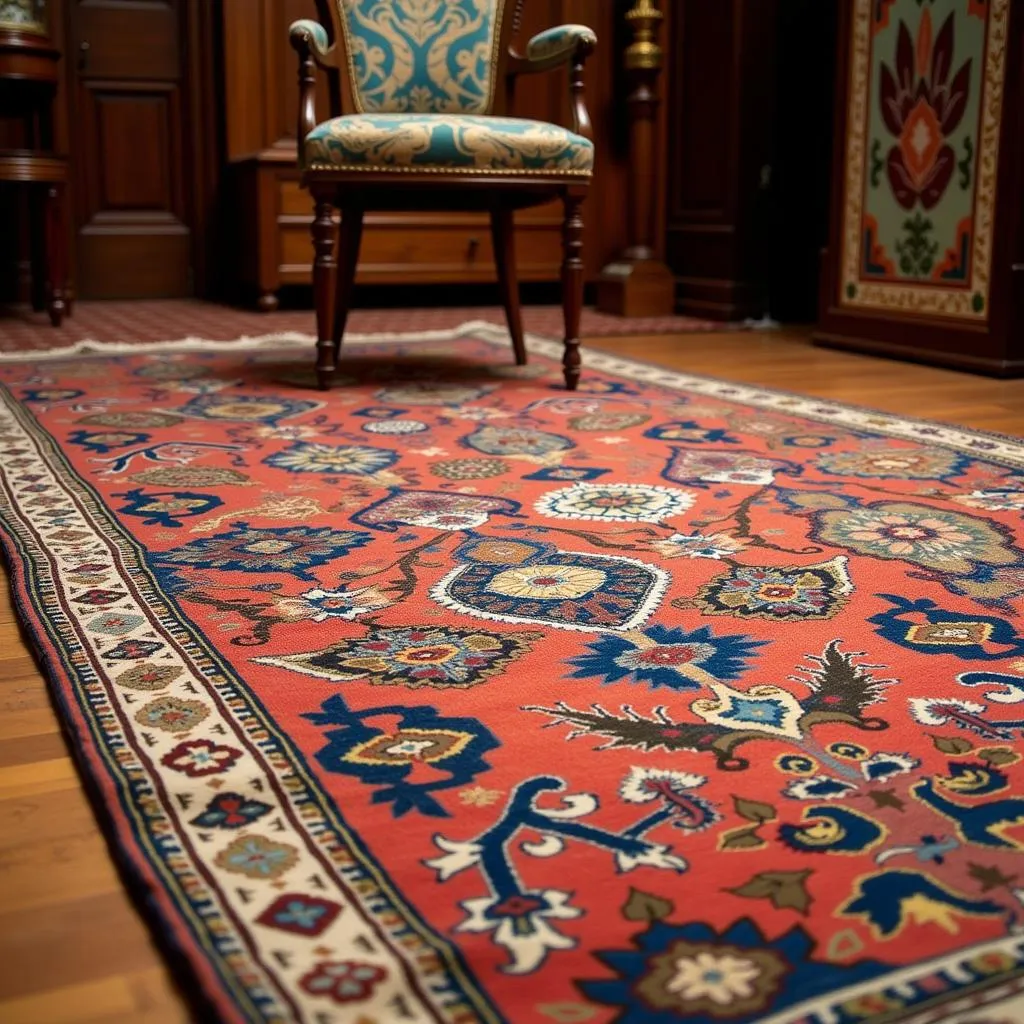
[289,1,596,391]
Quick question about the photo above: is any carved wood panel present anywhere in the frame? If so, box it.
[71,0,191,297]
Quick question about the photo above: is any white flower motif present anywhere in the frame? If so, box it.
[297,585,392,620]
[665,950,764,1005]
[620,767,707,804]
[650,532,748,560]
[406,511,489,531]
[615,843,688,873]
[595,436,629,445]
[410,446,449,457]
[860,751,919,782]
[363,419,429,435]
[424,836,484,880]
[535,483,695,524]
[782,775,858,801]
[455,889,581,974]
[908,696,985,726]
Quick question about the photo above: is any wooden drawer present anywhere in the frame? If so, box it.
[277,178,563,285]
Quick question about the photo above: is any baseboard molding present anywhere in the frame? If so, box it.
[813,331,1024,378]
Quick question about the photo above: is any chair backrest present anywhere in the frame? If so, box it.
[319,0,525,115]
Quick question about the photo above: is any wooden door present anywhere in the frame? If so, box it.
[70,0,191,298]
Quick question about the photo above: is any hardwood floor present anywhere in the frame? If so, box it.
[0,327,1022,1023]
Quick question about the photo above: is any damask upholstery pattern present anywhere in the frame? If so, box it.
[304,113,594,174]
[335,0,504,114]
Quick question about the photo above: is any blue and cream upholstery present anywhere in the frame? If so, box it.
[293,1,595,177]
[336,0,504,115]
[304,113,593,174]
[525,24,597,63]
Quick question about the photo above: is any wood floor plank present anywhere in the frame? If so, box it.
[0,894,181,1004]
[0,328,1020,1021]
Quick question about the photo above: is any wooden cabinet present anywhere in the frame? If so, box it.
[220,0,640,310]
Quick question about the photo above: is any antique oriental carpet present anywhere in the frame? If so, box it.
[1,323,1023,1024]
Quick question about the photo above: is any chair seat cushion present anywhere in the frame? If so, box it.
[304,114,593,176]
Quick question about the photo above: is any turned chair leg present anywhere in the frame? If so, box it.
[44,183,67,328]
[490,208,527,366]
[560,191,585,390]
[310,192,337,390]
[333,208,364,362]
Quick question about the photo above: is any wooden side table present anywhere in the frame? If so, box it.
[0,154,69,325]
[1,14,71,326]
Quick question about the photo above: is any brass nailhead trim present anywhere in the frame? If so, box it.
[306,163,592,176]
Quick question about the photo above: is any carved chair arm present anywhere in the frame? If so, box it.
[289,19,333,67]
[524,25,597,68]
[289,20,335,166]
[506,25,596,141]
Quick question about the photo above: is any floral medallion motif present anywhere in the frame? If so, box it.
[115,664,183,691]
[697,557,854,621]
[582,919,889,1023]
[178,394,319,424]
[534,483,695,523]
[812,501,1016,573]
[645,421,740,444]
[353,488,520,531]
[434,547,669,632]
[839,0,1009,317]
[663,449,782,487]
[128,466,252,488]
[299,961,387,1004]
[430,457,507,479]
[256,894,342,937]
[161,738,243,777]
[134,696,209,733]
[303,695,500,817]
[214,835,299,879]
[115,488,223,527]
[568,412,650,431]
[150,523,371,581]
[362,418,429,434]
[375,382,494,405]
[78,411,184,428]
[258,626,539,689]
[68,429,150,453]
[815,446,968,479]
[263,441,399,476]
[461,425,574,457]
